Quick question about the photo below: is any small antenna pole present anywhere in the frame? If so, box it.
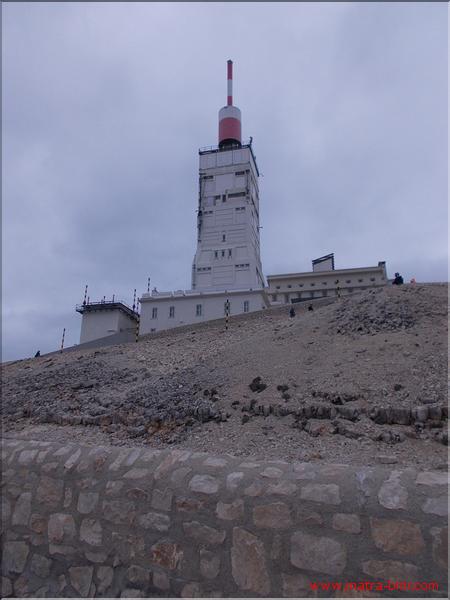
[132,289,136,312]
[60,328,66,353]
[135,300,140,343]
[147,277,150,293]
[83,285,88,306]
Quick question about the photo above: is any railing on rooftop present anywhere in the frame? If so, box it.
[75,300,139,318]
[199,140,253,153]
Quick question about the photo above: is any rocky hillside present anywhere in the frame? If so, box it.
[2,283,448,469]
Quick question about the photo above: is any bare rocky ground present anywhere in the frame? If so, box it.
[2,283,448,469]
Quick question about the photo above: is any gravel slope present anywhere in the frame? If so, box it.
[2,283,448,469]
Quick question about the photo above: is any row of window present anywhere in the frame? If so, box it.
[151,301,250,319]
[203,170,247,180]
[214,249,233,259]
[196,263,250,272]
[275,277,377,290]
[203,195,249,207]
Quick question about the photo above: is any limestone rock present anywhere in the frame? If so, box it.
[149,541,183,570]
[362,559,419,581]
[77,491,99,514]
[127,565,150,588]
[183,521,226,545]
[69,566,93,597]
[36,476,64,507]
[422,495,448,516]
[151,488,173,512]
[300,483,341,505]
[216,499,244,520]
[48,513,76,544]
[332,513,361,534]
[253,502,292,529]
[200,549,221,579]
[291,531,346,575]
[430,526,448,571]
[2,541,29,574]
[378,472,408,510]
[138,512,170,532]
[30,554,52,578]
[189,474,220,494]
[80,518,102,546]
[370,518,424,555]
[12,493,32,526]
[231,527,270,596]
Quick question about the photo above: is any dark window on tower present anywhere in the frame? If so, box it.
[228,249,232,258]
[221,250,225,257]
[152,308,158,319]
[287,285,292,288]
[214,251,218,259]
[169,306,175,318]
[196,304,202,317]
[222,234,226,242]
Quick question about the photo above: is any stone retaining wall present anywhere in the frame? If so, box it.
[1,437,448,598]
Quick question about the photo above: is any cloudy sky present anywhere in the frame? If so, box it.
[2,2,447,361]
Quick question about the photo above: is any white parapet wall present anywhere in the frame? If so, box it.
[139,288,269,335]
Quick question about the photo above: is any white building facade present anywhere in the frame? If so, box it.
[139,288,269,334]
[267,260,388,305]
[192,144,264,292]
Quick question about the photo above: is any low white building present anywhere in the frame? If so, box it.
[267,257,388,305]
[139,288,269,334]
[76,300,139,344]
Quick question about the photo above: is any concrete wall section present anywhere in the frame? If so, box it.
[1,437,448,598]
[80,311,120,344]
[139,289,268,335]
[80,310,137,344]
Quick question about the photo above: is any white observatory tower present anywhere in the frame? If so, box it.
[192,60,265,292]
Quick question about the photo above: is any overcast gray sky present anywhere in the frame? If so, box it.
[2,2,448,361]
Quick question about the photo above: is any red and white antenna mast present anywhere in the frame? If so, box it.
[218,59,242,149]
[227,59,233,106]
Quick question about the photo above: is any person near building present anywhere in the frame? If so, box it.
[289,306,296,318]
[392,272,404,285]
